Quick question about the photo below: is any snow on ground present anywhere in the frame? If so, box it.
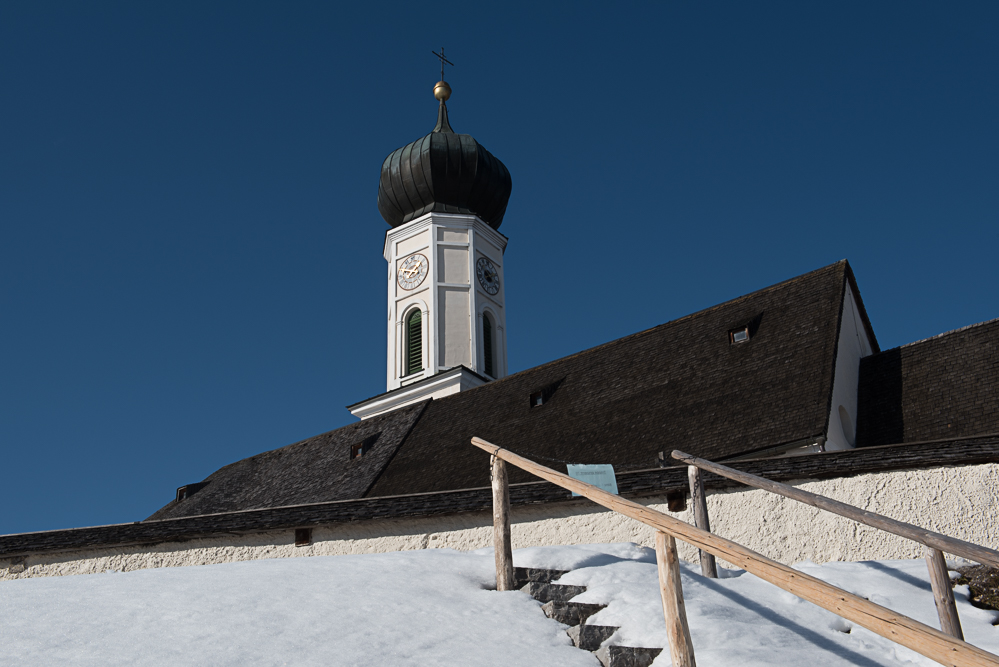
[0,549,590,667]
[518,544,999,666]
[2,544,998,666]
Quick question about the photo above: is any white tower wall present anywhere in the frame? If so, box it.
[383,212,508,392]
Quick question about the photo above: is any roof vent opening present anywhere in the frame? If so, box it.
[729,312,764,345]
[666,490,687,512]
[529,378,564,409]
[350,433,380,459]
[175,482,207,503]
[730,326,750,344]
[295,528,313,547]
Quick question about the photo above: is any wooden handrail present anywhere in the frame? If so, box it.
[472,437,999,667]
[672,450,999,569]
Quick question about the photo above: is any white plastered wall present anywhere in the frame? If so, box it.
[4,463,996,580]
[387,218,433,390]
[825,282,875,451]
[473,228,507,378]
[384,213,508,392]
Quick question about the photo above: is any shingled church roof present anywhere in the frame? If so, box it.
[146,402,427,521]
[148,260,874,520]
[368,260,873,495]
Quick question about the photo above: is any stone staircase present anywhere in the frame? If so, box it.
[514,567,663,667]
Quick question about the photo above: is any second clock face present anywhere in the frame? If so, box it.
[397,253,429,290]
[476,257,500,295]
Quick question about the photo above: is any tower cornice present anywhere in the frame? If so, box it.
[383,212,508,261]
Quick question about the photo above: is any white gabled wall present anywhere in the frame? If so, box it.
[825,282,875,451]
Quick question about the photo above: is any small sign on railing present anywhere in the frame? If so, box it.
[566,464,618,497]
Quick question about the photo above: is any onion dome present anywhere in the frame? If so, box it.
[377,82,512,230]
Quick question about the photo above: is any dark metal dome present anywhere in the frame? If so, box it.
[377,98,512,230]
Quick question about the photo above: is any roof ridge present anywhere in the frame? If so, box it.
[205,403,418,475]
[460,260,848,393]
[883,316,999,353]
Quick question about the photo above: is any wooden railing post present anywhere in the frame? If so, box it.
[687,466,717,579]
[925,546,964,640]
[491,454,515,591]
[656,531,697,667]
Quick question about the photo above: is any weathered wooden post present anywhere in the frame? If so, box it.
[925,546,963,640]
[491,454,515,591]
[655,531,697,667]
[687,466,717,578]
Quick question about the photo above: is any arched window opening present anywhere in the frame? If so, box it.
[405,309,423,376]
[483,313,494,378]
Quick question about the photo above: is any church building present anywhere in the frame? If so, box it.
[1,78,997,580]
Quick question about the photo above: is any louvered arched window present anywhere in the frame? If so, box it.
[482,313,494,378]
[405,309,423,376]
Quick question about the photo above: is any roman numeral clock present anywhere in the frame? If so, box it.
[475,257,500,295]
[397,254,429,291]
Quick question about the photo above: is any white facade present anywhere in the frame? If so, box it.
[382,212,508,392]
[825,283,876,451]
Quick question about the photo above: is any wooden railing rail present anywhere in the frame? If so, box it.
[471,437,999,667]
[674,449,999,640]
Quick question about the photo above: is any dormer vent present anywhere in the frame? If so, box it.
[529,379,564,408]
[729,312,764,344]
[175,482,207,503]
[350,433,380,459]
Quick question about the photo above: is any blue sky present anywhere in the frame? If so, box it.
[2,1,996,535]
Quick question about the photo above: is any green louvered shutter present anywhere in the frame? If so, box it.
[406,310,423,375]
[483,314,494,377]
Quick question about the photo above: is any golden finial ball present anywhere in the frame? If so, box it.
[434,80,452,101]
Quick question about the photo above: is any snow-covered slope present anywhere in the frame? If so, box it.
[2,544,997,666]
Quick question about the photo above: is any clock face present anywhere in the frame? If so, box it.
[476,257,500,295]
[397,253,429,290]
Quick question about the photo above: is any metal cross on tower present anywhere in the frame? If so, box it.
[431,47,454,80]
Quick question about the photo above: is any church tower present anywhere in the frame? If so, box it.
[348,77,513,420]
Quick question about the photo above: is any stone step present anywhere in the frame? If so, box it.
[541,600,606,626]
[594,646,663,667]
[512,567,569,589]
[566,624,619,651]
[521,581,588,603]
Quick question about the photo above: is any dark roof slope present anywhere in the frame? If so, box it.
[143,261,871,518]
[147,402,427,520]
[857,318,999,447]
[368,261,857,496]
